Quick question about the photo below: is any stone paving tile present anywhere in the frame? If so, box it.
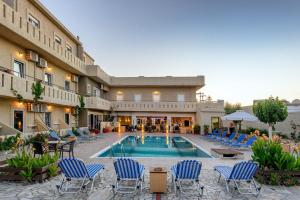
[0,133,300,200]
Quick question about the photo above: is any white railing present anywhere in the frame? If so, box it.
[85,96,111,110]
[112,101,198,112]
[0,71,80,106]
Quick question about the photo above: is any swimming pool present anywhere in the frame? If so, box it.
[94,135,212,158]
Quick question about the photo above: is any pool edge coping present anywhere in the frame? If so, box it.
[90,134,216,159]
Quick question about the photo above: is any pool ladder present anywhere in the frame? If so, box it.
[120,144,126,157]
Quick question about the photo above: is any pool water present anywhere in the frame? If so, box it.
[97,136,212,158]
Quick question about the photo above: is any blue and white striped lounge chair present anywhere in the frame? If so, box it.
[214,161,261,196]
[57,158,104,194]
[112,158,145,195]
[231,136,257,149]
[221,132,236,144]
[224,134,246,146]
[171,160,204,198]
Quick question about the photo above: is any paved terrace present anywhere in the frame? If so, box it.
[0,133,299,200]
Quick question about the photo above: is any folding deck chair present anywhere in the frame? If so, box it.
[214,161,261,196]
[171,160,204,198]
[112,158,145,195]
[57,158,104,194]
[231,136,257,149]
[221,132,236,144]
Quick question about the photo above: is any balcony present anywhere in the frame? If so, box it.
[197,100,225,113]
[112,101,198,112]
[0,2,86,75]
[85,96,111,111]
[0,70,80,107]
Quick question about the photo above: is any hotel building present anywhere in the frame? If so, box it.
[0,0,224,136]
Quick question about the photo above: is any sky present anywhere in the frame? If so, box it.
[41,0,300,106]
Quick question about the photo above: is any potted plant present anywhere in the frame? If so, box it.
[203,124,209,135]
[193,124,201,134]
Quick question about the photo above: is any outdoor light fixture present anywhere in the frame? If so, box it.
[18,52,24,58]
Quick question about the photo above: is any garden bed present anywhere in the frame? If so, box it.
[255,169,300,186]
[0,160,60,182]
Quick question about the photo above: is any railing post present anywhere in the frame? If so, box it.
[3,4,6,18]
[10,76,13,90]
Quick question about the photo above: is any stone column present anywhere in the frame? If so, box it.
[132,115,137,126]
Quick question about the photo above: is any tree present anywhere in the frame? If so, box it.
[32,81,44,103]
[224,102,241,114]
[253,97,288,140]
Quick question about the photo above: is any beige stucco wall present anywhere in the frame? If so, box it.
[0,98,74,133]
[109,87,198,102]
[0,37,77,91]
[242,106,300,137]
[16,0,79,56]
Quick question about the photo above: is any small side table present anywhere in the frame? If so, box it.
[149,167,167,193]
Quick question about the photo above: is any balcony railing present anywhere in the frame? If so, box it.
[0,2,86,74]
[0,70,80,106]
[85,96,111,111]
[112,101,198,112]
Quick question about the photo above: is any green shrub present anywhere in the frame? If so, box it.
[6,145,59,182]
[270,173,280,185]
[252,138,299,171]
[0,133,20,151]
[47,164,59,177]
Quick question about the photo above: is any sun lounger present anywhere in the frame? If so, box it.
[112,158,145,195]
[214,161,261,196]
[57,158,104,194]
[171,160,204,197]
[221,132,236,144]
[231,136,257,148]
[224,134,246,146]
[213,131,228,142]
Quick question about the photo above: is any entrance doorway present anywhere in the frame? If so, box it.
[89,114,102,130]
[211,117,220,130]
[171,117,193,134]
[136,116,167,133]
[13,110,24,132]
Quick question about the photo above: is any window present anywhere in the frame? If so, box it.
[28,14,40,28]
[45,112,51,128]
[177,94,185,102]
[93,87,100,97]
[64,81,70,91]
[134,94,141,102]
[66,44,72,53]
[153,92,160,102]
[13,60,25,78]
[54,35,62,45]
[65,113,70,125]
[44,73,52,86]
[116,92,123,101]
[87,84,91,94]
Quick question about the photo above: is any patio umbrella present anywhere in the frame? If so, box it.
[221,110,258,132]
